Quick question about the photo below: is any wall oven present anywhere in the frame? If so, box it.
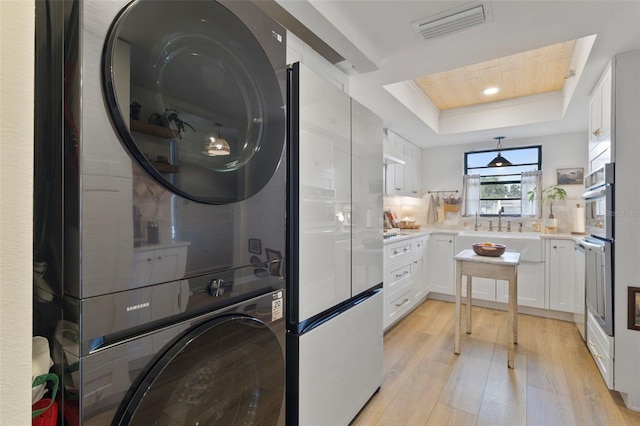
[583,163,614,240]
[582,163,614,336]
[581,237,614,335]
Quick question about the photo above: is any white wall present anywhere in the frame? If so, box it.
[612,50,640,410]
[0,0,34,423]
[420,132,588,232]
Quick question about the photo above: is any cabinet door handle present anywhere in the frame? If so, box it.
[593,128,601,136]
[146,258,153,262]
[393,249,399,255]
[157,256,162,260]
[553,246,557,249]
[395,298,410,307]
[412,191,418,194]
[395,187,401,191]
[403,247,409,252]
[395,271,409,278]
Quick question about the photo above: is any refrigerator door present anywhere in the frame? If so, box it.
[351,99,383,296]
[290,63,352,322]
[297,290,383,425]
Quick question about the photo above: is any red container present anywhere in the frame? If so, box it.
[32,399,58,426]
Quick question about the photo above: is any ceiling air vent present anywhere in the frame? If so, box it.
[413,3,488,40]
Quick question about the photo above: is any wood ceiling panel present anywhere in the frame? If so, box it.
[414,40,576,110]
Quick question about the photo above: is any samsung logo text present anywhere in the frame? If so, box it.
[127,302,150,312]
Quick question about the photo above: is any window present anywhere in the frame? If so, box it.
[464,145,541,216]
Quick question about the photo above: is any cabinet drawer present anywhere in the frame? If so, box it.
[386,240,413,262]
[587,311,614,389]
[386,283,412,325]
[386,261,412,293]
[412,237,427,256]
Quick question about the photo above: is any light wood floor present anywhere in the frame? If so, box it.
[351,299,640,426]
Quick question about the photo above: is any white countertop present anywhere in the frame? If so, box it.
[454,249,521,265]
[383,227,586,245]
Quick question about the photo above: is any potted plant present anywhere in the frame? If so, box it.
[148,108,195,139]
[528,184,568,219]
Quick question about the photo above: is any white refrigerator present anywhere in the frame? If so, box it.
[286,62,384,425]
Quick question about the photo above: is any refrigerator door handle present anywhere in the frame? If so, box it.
[297,286,382,335]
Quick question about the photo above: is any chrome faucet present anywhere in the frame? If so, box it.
[474,212,482,231]
[497,206,505,232]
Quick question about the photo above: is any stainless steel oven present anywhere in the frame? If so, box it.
[581,162,615,336]
[583,163,614,240]
[581,237,614,336]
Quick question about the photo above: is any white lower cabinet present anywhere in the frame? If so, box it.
[383,232,579,329]
[547,238,576,312]
[587,310,614,389]
[496,262,545,308]
[383,235,428,329]
[460,277,495,301]
[574,241,586,339]
[412,256,425,302]
[386,282,413,327]
[459,262,545,308]
[428,234,455,295]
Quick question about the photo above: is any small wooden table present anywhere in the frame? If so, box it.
[454,249,521,368]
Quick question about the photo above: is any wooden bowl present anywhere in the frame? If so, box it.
[472,243,506,257]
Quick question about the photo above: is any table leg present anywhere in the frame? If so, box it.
[455,260,462,355]
[466,275,472,334]
[507,269,516,368]
[514,268,518,344]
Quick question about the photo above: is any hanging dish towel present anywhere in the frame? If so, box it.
[427,195,439,224]
[436,195,445,223]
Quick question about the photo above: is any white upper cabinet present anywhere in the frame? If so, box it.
[405,142,422,197]
[384,131,404,196]
[384,130,422,197]
[588,64,612,171]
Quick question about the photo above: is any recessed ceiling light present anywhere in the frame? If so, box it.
[483,87,499,95]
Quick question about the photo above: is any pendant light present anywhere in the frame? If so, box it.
[205,123,231,156]
[487,136,512,167]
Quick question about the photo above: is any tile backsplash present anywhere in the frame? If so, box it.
[383,195,429,226]
[384,195,584,234]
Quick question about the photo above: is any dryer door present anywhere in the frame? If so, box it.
[115,315,285,425]
[103,0,285,204]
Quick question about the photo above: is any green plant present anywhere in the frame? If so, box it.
[148,108,195,139]
[528,184,567,218]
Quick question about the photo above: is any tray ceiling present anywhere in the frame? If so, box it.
[414,39,576,111]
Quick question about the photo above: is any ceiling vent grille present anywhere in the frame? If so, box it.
[413,4,487,40]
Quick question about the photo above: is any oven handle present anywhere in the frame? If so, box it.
[580,239,605,251]
[582,187,607,200]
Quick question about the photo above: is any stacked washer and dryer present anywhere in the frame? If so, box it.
[33,1,287,424]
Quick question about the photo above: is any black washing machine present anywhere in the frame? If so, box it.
[33,0,287,424]
[80,286,285,425]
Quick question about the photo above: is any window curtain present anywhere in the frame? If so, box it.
[461,174,480,216]
[521,170,542,217]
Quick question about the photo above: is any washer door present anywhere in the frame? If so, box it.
[103,0,285,204]
[116,315,284,425]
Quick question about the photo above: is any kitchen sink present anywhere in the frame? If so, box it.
[382,231,409,239]
[455,231,543,262]
[457,230,541,239]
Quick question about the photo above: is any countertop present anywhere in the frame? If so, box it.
[383,228,586,244]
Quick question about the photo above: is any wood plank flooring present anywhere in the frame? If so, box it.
[351,299,640,426]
